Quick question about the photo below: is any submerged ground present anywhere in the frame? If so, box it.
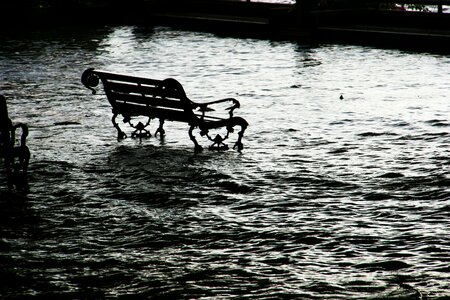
[0,25,449,299]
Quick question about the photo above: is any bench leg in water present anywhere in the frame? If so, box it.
[4,145,30,191]
[112,114,127,140]
[131,121,152,139]
[189,125,203,152]
[233,127,246,152]
[209,134,229,151]
[155,118,165,138]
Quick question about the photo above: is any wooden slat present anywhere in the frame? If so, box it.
[96,71,162,86]
[106,80,186,99]
[108,92,187,110]
[107,81,160,96]
[114,102,191,122]
[114,102,225,123]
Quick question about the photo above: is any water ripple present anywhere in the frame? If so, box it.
[1,25,449,299]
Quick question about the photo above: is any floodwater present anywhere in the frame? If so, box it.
[0,25,449,299]
[248,0,295,3]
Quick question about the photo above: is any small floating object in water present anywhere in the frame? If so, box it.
[62,218,77,227]
[340,94,344,100]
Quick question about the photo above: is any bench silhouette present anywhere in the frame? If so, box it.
[81,69,248,152]
[0,95,30,189]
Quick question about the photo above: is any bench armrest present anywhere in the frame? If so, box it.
[195,98,241,118]
[12,123,29,148]
[0,122,28,149]
[81,68,100,95]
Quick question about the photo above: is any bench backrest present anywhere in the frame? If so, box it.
[1,95,29,150]
[0,95,13,146]
[81,69,198,124]
[0,95,10,126]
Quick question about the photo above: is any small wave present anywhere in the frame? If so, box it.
[377,172,404,178]
[435,266,450,272]
[340,235,379,245]
[358,132,398,138]
[345,280,386,293]
[364,192,394,200]
[328,147,348,154]
[285,128,299,132]
[54,121,82,126]
[423,132,450,141]
[425,119,450,127]
[355,260,411,271]
[295,235,325,245]
[304,281,346,294]
[329,119,353,125]
[391,121,411,127]
[213,179,254,194]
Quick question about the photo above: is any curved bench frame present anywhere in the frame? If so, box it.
[82,68,248,152]
[0,95,30,189]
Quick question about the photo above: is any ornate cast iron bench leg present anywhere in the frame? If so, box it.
[231,117,248,152]
[189,125,203,152]
[112,113,127,140]
[205,118,248,152]
[9,144,30,190]
[131,121,152,139]
[155,118,165,138]
[209,134,229,151]
[4,124,30,190]
[233,124,247,152]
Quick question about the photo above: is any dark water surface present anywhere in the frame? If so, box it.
[1,26,449,299]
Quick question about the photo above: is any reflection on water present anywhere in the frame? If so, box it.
[0,25,449,299]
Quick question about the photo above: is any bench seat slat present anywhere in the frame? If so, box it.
[97,71,162,86]
[114,102,224,123]
[109,92,187,110]
[114,102,190,122]
[105,80,183,100]
[107,81,160,95]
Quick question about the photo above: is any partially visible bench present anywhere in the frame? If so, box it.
[81,68,248,152]
[0,95,30,189]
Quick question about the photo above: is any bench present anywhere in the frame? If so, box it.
[81,68,248,152]
[0,95,30,189]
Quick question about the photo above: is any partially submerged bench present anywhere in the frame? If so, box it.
[81,69,248,151]
[0,95,30,189]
